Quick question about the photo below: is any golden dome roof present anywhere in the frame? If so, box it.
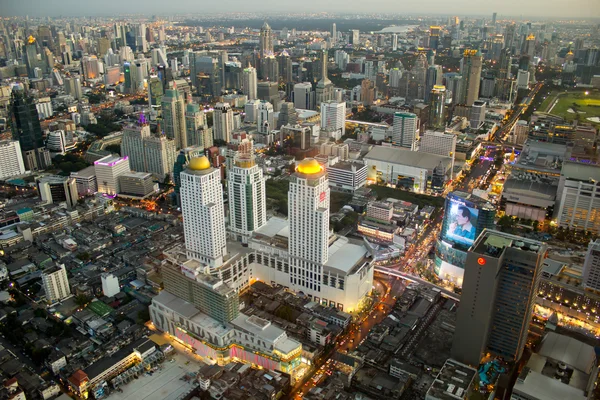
[297,158,322,175]
[188,156,211,171]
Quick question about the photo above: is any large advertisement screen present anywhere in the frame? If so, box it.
[443,199,479,246]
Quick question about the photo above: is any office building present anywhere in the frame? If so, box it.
[180,156,227,267]
[101,273,120,297]
[511,120,529,145]
[470,101,486,129]
[434,191,496,285]
[316,50,335,106]
[452,230,546,366]
[257,82,279,109]
[429,26,441,50]
[121,122,177,181]
[392,112,418,150]
[24,36,40,78]
[81,55,100,80]
[428,85,447,130]
[392,34,398,51]
[185,103,212,148]
[425,359,477,400]
[64,76,83,100]
[583,239,600,291]
[161,89,187,149]
[278,102,298,128]
[0,140,25,179]
[121,123,150,172]
[517,69,530,90]
[37,175,78,209]
[118,172,157,198]
[46,130,75,154]
[94,155,131,196]
[71,166,98,197]
[325,161,367,193]
[259,22,273,56]
[425,65,443,102]
[420,131,456,159]
[556,162,600,234]
[42,264,71,304]
[242,67,257,100]
[293,82,314,110]
[350,30,360,46]
[227,155,266,242]
[257,101,274,134]
[173,146,205,206]
[461,50,483,106]
[213,103,234,142]
[320,142,349,161]
[321,100,346,138]
[11,90,44,170]
[332,23,337,43]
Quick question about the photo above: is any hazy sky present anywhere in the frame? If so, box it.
[3,0,599,18]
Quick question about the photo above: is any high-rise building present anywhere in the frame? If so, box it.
[119,172,157,198]
[332,23,337,44]
[0,140,25,179]
[460,50,483,106]
[257,101,274,134]
[185,103,212,148]
[173,146,205,206]
[24,36,40,78]
[316,50,334,107]
[242,67,257,100]
[350,30,360,46]
[420,131,456,158]
[180,156,227,267]
[121,123,150,172]
[428,85,447,130]
[293,82,314,110]
[94,155,131,195]
[257,81,279,108]
[429,26,441,50]
[392,112,418,150]
[70,166,98,197]
[42,264,71,304]
[392,34,398,51]
[556,162,600,234]
[101,273,120,297]
[425,65,443,102]
[289,158,330,284]
[227,154,266,242]
[470,100,486,129]
[64,76,83,100]
[277,102,298,128]
[259,22,273,56]
[583,239,600,291]
[213,103,234,142]
[161,89,187,149]
[321,100,346,138]
[452,230,546,366]
[11,90,44,170]
[37,175,78,209]
[81,55,100,80]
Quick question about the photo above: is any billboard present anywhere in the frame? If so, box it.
[442,198,479,246]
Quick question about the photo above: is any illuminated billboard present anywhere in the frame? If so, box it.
[442,197,479,247]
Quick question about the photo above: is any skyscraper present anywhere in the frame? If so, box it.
[213,103,234,142]
[37,176,78,209]
[470,101,486,129]
[173,146,205,206]
[289,158,330,288]
[227,154,266,242]
[293,82,314,110]
[94,155,131,195]
[24,36,39,78]
[452,230,546,366]
[185,103,212,148]
[392,34,398,51]
[121,123,150,172]
[242,67,257,100]
[428,85,447,130]
[350,30,360,46]
[332,23,337,44]
[257,101,274,134]
[425,65,443,102]
[392,112,418,150]
[429,26,441,50]
[461,50,483,106]
[0,141,25,180]
[259,22,273,57]
[180,156,227,267]
[315,50,335,107]
[583,239,600,291]
[11,90,44,170]
[161,89,187,149]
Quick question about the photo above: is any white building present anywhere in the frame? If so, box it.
[185,103,212,148]
[242,67,258,100]
[517,69,530,90]
[42,264,71,304]
[101,273,120,297]
[36,98,53,119]
[392,112,418,150]
[180,156,228,267]
[257,101,274,134]
[470,100,486,129]
[37,175,78,209]
[214,103,234,142]
[46,130,75,154]
[121,123,177,182]
[556,162,600,234]
[583,239,600,291]
[419,131,456,178]
[94,155,131,195]
[70,166,97,197]
[244,100,260,124]
[227,155,266,242]
[0,140,25,179]
[325,161,367,193]
[321,100,346,138]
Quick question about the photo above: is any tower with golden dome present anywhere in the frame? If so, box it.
[180,155,228,267]
[288,158,330,288]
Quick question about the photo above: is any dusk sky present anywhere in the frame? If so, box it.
[3,0,600,19]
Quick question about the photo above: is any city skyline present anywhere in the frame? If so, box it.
[3,0,599,19]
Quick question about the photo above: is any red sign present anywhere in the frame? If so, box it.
[320,191,326,202]
[477,257,486,266]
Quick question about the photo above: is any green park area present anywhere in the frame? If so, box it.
[541,90,600,126]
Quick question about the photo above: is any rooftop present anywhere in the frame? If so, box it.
[253,217,289,239]
[561,161,600,183]
[325,237,370,275]
[364,145,452,170]
[426,358,476,400]
[472,229,545,258]
[231,314,285,344]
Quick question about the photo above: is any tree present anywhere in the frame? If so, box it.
[76,252,91,261]
[137,308,150,324]
[532,220,540,232]
[497,215,516,233]
[105,144,121,155]
[74,294,91,307]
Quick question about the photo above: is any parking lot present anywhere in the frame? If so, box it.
[115,352,201,400]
